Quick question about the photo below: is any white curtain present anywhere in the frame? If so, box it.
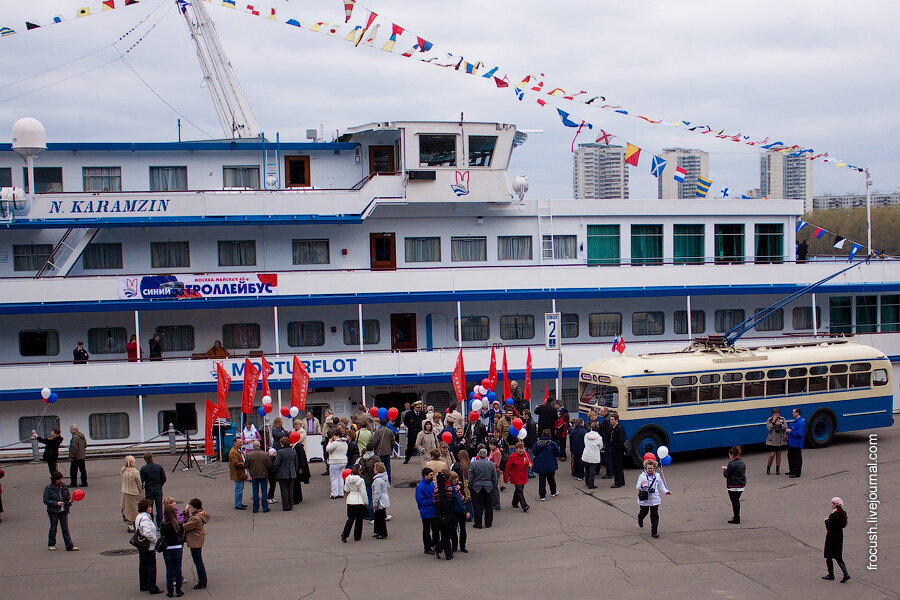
[405,237,440,262]
[151,242,190,268]
[288,321,325,347]
[451,237,486,262]
[218,241,256,266]
[149,166,188,191]
[553,235,577,259]
[83,243,123,269]
[293,240,330,264]
[498,236,532,260]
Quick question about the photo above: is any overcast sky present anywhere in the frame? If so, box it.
[1,0,897,200]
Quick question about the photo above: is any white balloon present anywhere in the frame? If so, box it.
[41,387,51,400]
[471,399,483,412]
[478,385,488,396]
[262,395,272,404]
[289,406,300,418]
[517,428,527,440]
[657,445,669,459]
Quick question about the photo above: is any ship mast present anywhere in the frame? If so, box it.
[178,0,261,138]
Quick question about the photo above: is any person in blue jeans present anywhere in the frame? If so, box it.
[229,445,247,510]
[244,441,271,513]
[786,407,806,478]
[160,504,184,597]
[531,430,561,500]
[415,467,438,554]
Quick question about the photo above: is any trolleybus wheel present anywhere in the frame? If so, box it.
[630,429,665,466]
[806,410,836,448]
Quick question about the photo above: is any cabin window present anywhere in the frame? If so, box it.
[882,295,900,332]
[631,225,663,265]
[500,315,535,340]
[0,167,11,186]
[453,316,490,341]
[293,239,330,265]
[754,224,783,264]
[767,369,787,378]
[23,167,63,193]
[792,306,821,330]
[19,415,60,441]
[632,311,665,336]
[287,321,325,347]
[674,310,705,335]
[154,325,194,352]
[89,412,130,440]
[218,240,257,266]
[587,224,620,266]
[451,237,487,262]
[468,135,497,167]
[13,244,52,271]
[589,313,622,337]
[873,369,889,386]
[223,166,260,189]
[673,224,704,265]
[714,309,745,333]
[714,224,744,264]
[223,323,261,349]
[544,234,577,259]
[829,296,852,334]
[83,167,122,192]
[580,383,619,409]
[343,319,380,345]
[151,241,190,268]
[419,134,457,167]
[498,236,533,260]
[753,308,783,332]
[809,366,828,375]
[284,156,311,187]
[87,327,128,354]
[404,237,441,263]
[83,243,123,270]
[149,166,187,191]
[850,363,871,372]
[561,313,579,338]
[628,386,668,407]
[19,329,59,356]
[856,296,878,333]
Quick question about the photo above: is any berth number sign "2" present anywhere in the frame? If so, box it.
[545,312,561,351]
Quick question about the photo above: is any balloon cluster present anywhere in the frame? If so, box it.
[507,417,527,441]
[257,395,275,417]
[40,387,59,404]
[645,445,672,466]
[468,378,499,413]
[367,406,399,422]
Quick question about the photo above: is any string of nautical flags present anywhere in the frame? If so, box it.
[794,220,880,261]
[0,0,142,35]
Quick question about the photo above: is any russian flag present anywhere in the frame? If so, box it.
[673,166,687,183]
[611,335,619,352]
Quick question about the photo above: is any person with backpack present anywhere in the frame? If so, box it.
[432,471,468,560]
[635,458,671,538]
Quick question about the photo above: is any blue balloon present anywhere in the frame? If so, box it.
[469,392,475,400]
[487,391,497,401]
[505,398,514,405]
[508,426,519,438]
[48,392,59,404]
[377,407,388,420]
[660,455,672,467]
[258,406,266,417]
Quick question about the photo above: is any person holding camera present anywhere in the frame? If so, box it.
[635,458,670,538]
[723,446,747,524]
[765,408,788,475]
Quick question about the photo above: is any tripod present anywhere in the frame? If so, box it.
[174,431,203,472]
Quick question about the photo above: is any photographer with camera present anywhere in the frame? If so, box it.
[635,458,670,538]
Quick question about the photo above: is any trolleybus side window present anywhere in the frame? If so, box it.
[873,369,889,386]
[809,366,828,392]
[699,374,721,401]
[580,383,619,408]
[628,386,667,407]
[829,364,849,390]
[788,367,808,394]
[766,369,786,397]
[849,362,873,388]
[670,376,698,404]
[745,370,765,396]
[721,372,743,400]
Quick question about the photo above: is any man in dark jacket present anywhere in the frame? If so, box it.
[463,417,487,456]
[33,427,64,475]
[608,413,626,488]
[72,341,89,364]
[402,401,426,463]
[568,420,588,479]
[534,400,556,441]
[598,407,614,479]
[43,471,77,551]
[510,381,527,414]
[786,407,806,478]
[273,437,298,510]
[370,419,396,483]
[357,444,383,521]
[245,441,272,513]
[531,430,560,501]
[68,425,88,487]
[140,452,167,524]
[148,333,163,361]
[468,449,498,528]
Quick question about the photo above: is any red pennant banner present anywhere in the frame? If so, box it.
[502,347,511,401]
[451,349,466,406]
[524,348,532,401]
[204,399,221,456]
[261,356,272,397]
[216,362,231,413]
[488,347,497,390]
[241,358,260,415]
[290,356,309,411]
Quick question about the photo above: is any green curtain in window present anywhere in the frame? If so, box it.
[674,225,704,264]
[587,225,619,266]
[631,225,663,265]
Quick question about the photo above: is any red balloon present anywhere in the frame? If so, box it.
[643,452,657,462]
[289,430,302,444]
[387,407,399,420]
[341,468,352,480]
[469,410,479,422]
[280,406,291,417]
[71,489,85,502]
[481,378,490,387]
[369,406,379,418]
[441,430,453,444]
[512,417,524,430]
[263,403,273,414]
[473,392,482,400]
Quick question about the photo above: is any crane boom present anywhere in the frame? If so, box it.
[178,0,261,138]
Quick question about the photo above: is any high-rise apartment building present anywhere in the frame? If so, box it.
[573,144,629,199]
[657,148,709,199]
[760,151,813,211]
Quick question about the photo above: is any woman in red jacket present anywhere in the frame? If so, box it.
[503,442,532,512]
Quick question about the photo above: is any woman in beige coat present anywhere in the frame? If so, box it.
[415,421,440,466]
[120,455,143,532]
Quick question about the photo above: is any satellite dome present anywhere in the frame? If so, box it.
[12,117,47,156]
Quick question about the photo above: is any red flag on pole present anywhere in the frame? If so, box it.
[290,356,309,411]
[487,347,497,390]
[523,348,532,402]
[502,347,511,401]
[261,356,272,398]
[241,358,260,415]
[544,382,550,401]
[451,349,466,406]
[216,362,231,413]
[204,399,221,456]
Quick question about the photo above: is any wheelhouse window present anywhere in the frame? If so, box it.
[151,241,190,269]
[674,310,705,335]
[287,321,325,347]
[754,224,784,264]
[218,240,256,266]
[631,224,663,265]
[500,315,535,340]
[83,243,123,270]
[19,329,59,356]
[753,308,784,332]
[715,309,745,333]
[343,319,380,345]
[632,311,665,336]
[419,134,457,167]
[404,237,441,263]
[498,236,532,260]
[89,412,130,440]
[829,296,852,334]
[882,295,900,332]
[88,327,127,354]
[223,166,260,189]
[83,167,122,192]
[587,225,619,266]
[673,224,704,265]
[454,316,489,341]
[149,166,187,191]
[223,323,261,349]
[589,313,621,337]
[561,313,579,338]
[13,244,52,271]
[468,136,497,167]
[856,296,878,333]
[154,325,194,352]
[451,237,486,262]
[292,239,330,265]
[23,167,63,193]
[792,306,821,330]
[715,224,744,264]
[580,383,619,408]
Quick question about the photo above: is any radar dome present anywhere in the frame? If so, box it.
[12,117,47,156]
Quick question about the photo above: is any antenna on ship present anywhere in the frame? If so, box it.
[178,0,261,139]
